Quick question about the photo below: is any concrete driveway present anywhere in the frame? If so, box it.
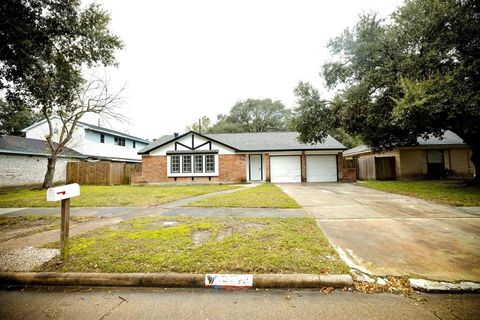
[277,183,480,282]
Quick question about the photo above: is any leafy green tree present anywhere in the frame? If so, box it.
[0,0,123,188]
[0,99,42,135]
[209,99,291,133]
[186,116,211,133]
[293,0,480,183]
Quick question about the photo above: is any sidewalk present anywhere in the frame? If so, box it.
[1,287,479,320]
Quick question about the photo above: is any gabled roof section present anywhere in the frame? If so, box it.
[0,135,86,158]
[344,130,467,156]
[137,131,238,154]
[139,131,346,154]
[21,116,149,143]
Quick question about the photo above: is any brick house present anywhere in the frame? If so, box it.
[343,131,475,180]
[132,131,347,184]
[0,135,86,188]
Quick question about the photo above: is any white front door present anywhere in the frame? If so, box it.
[306,155,338,182]
[270,156,301,183]
[249,154,262,181]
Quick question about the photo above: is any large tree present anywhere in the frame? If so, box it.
[0,99,42,135]
[208,98,291,133]
[293,0,480,182]
[0,0,123,188]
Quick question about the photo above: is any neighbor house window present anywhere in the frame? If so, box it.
[194,155,203,173]
[100,134,105,143]
[205,154,215,173]
[114,137,125,146]
[133,141,136,148]
[182,155,192,173]
[171,155,180,173]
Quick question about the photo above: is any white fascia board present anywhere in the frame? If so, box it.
[0,149,86,159]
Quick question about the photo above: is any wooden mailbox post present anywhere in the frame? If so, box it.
[47,183,80,259]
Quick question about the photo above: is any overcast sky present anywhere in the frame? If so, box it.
[89,0,404,140]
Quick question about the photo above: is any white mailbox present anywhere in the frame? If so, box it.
[47,183,80,202]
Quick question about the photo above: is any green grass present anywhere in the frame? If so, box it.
[362,180,480,206]
[41,216,348,274]
[0,184,239,208]
[185,183,301,209]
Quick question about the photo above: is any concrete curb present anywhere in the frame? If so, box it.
[409,278,480,293]
[0,272,353,289]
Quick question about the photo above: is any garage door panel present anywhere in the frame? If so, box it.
[306,155,337,182]
[270,156,301,183]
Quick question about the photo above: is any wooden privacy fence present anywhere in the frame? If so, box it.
[357,156,396,180]
[67,161,141,185]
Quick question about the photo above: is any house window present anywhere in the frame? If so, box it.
[100,134,105,143]
[182,155,192,173]
[205,154,215,173]
[133,141,136,149]
[171,155,180,173]
[194,155,203,173]
[114,137,125,146]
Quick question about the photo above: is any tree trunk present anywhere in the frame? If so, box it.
[42,157,57,189]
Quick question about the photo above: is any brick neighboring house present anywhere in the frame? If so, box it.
[343,131,475,180]
[0,135,86,188]
[132,131,347,184]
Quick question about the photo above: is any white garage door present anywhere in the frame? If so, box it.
[270,156,301,183]
[306,155,337,182]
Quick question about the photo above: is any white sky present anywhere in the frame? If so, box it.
[88,0,404,140]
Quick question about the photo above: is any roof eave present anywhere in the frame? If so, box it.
[0,149,87,159]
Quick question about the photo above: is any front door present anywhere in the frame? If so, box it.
[249,154,262,181]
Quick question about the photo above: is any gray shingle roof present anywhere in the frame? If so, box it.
[78,121,149,143]
[344,130,467,156]
[205,132,346,151]
[417,130,465,145]
[0,135,86,158]
[138,131,346,154]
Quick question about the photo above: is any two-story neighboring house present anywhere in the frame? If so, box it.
[22,116,149,162]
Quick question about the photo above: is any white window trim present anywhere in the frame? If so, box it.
[167,154,219,177]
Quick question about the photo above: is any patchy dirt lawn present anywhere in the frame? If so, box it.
[0,215,97,242]
[42,217,349,274]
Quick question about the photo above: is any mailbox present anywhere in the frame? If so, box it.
[47,183,80,202]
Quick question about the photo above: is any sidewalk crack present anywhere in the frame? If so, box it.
[98,296,128,320]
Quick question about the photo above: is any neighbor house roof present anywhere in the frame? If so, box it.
[21,116,149,143]
[344,130,467,157]
[0,135,86,158]
[139,131,346,154]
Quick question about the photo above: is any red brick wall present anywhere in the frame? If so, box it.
[301,152,306,182]
[131,154,246,184]
[337,153,343,181]
[131,155,168,184]
[219,154,247,182]
[264,153,271,182]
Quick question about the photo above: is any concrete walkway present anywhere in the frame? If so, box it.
[277,183,480,282]
[1,287,479,320]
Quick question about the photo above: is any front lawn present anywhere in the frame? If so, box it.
[42,216,348,274]
[186,183,301,208]
[362,180,480,206]
[0,184,239,208]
